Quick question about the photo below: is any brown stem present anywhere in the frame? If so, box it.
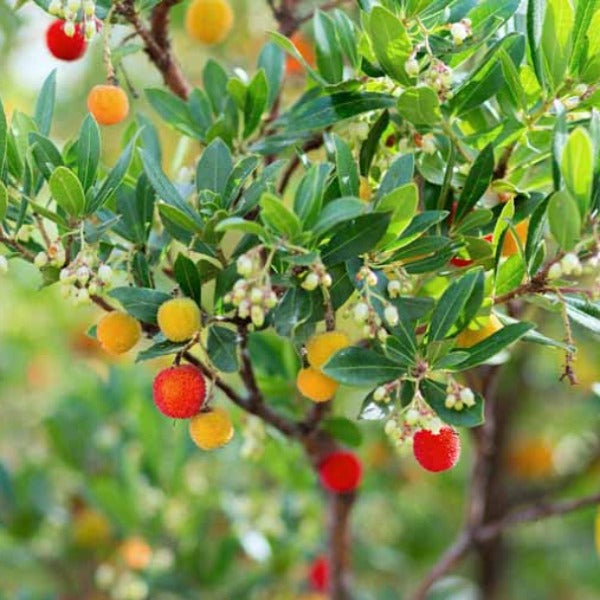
[278,134,324,193]
[328,491,356,600]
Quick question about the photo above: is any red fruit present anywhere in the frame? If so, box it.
[309,555,330,592]
[450,256,473,268]
[153,365,206,418]
[413,427,461,472]
[318,451,362,493]
[46,20,87,61]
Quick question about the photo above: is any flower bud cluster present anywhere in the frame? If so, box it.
[444,380,476,412]
[224,251,277,328]
[449,18,472,45]
[373,379,401,404]
[384,392,443,453]
[548,253,587,280]
[58,248,113,305]
[300,261,332,291]
[423,59,453,100]
[398,132,437,155]
[48,0,98,40]
[34,239,66,269]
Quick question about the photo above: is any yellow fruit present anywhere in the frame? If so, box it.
[157,297,201,342]
[96,311,142,355]
[185,0,234,45]
[456,314,503,348]
[189,407,234,450]
[359,176,372,202]
[119,536,153,570]
[306,331,350,369]
[72,509,112,549]
[297,367,339,402]
[501,219,529,257]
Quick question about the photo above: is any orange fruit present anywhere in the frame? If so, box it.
[87,85,130,126]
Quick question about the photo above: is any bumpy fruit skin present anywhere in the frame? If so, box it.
[96,311,142,355]
[318,451,363,493]
[153,365,206,418]
[46,20,86,61]
[72,509,112,549]
[185,0,234,45]
[297,367,339,403]
[413,427,461,473]
[309,556,330,592]
[157,297,201,342]
[501,219,529,257]
[456,314,503,348]
[189,407,234,450]
[119,537,152,570]
[306,331,350,369]
[87,85,130,126]
[286,32,316,75]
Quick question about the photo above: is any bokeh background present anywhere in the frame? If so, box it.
[1,2,600,599]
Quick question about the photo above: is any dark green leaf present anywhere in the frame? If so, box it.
[207,326,239,372]
[109,287,171,325]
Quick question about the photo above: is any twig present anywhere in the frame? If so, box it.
[278,134,324,193]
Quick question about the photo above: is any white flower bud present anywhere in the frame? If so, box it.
[67,0,81,13]
[366,270,378,286]
[574,83,588,97]
[250,286,263,304]
[0,255,8,274]
[88,281,99,296]
[85,20,96,39]
[97,264,112,283]
[384,420,397,436]
[83,0,95,16]
[384,305,399,327]
[34,252,48,268]
[95,564,116,589]
[450,22,469,44]
[265,291,278,308]
[238,300,250,319]
[321,273,332,288]
[387,280,402,298]
[548,262,562,280]
[405,57,420,77]
[445,394,456,409]
[76,288,90,304]
[301,272,320,291]
[48,0,63,14]
[459,387,475,407]
[405,408,420,426]
[420,134,436,155]
[63,21,76,38]
[354,302,369,323]
[236,255,253,277]
[374,386,387,402]
[429,418,443,435]
[377,328,389,343]
[563,96,580,111]
[561,253,581,276]
[251,305,265,327]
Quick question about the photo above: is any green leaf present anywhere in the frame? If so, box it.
[322,212,391,265]
[359,109,389,176]
[0,181,7,221]
[456,322,535,369]
[455,144,494,221]
[0,98,7,176]
[109,287,171,325]
[294,163,332,228]
[333,134,359,197]
[207,326,239,373]
[368,6,412,84]
[322,347,405,386]
[29,133,63,180]
[548,190,581,251]
[541,0,574,90]
[260,192,302,238]
[244,69,268,138]
[48,166,85,217]
[429,270,481,342]
[313,197,365,237]
[570,0,599,75]
[268,31,327,85]
[397,87,441,125]
[174,254,202,305]
[146,88,203,137]
[202,59,230,114]
[561,127,593,218]
[322,417,363,447]
[34,69,56,136]
[527,0,545,86]
[215,217,265,237]
[136,340,188,362]
[495,253,526,296]
[421,380,484,428]
[376,154,414,199]
[77,115,101,191]
[196,138,233,197]
[280,91,396,133]
[258,42,285,110]
[314,10,344,84]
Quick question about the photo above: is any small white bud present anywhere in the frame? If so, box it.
[420,134,436,155]
[384,420,397,436]
[374,386,387,402]
[445,394,456,409]
[236,255,253,277]
[265,291,278,308]
[321,273,332,288]
[561,253,581,276]
[459,387,475,407]
[574,83,588,97]
[76,288,90,304]
[366,271,378,286]
[88,281,99,296]
[250,287,263,304]
[384,305,399,327]
[48,0,62,14]
[0,255,8,274]
[251,305,265,327]
[405,57,420,77]
[301,272,320,291]
[548,262,562,280]
[387,280,402,298]
[63,21,76,38]
[67,0,81,13]
[405,408,420,426]
[34,252,48,268]
[76,266,90,284]
[85,20,96,39]
[377,327,389,343]
[83,0,95,16]
[238,299,251,319]
[97,264,112,283]
[563,96,580,111]
[450,22,469,44]
[354,302,369,324]
[429,418,443,435]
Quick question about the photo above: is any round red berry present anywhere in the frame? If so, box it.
[450,256,474,268]
[153,365,206,419]
[413,427,461,472]
[318,451,362,493]
[46,20,87,62]
[309,555,329,592]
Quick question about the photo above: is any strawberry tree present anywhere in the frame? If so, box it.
[2,0,600,598]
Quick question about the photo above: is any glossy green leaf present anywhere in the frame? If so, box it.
[561,127,593,217]
[34,69,56,136]
[109,287,171,325]
[244,69,268,138]
[260,192,302,238]
[541,0,574,90]
[397,86,441,125]
[334,134,359,197]
[548,190,581,251]
[174,253,202,305]
[48,166,85,217]
[314,10,344,84]
[196,138,233,197]
[77,114,101,191]
[207,326,239,373]
[313,197,365,237]
[455,144,494,221]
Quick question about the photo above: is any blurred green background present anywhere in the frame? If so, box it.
[1,2,600,599]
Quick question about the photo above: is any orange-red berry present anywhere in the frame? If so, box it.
[153,365,206,419]
[318,451,362,493]
[413,427,461,473]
